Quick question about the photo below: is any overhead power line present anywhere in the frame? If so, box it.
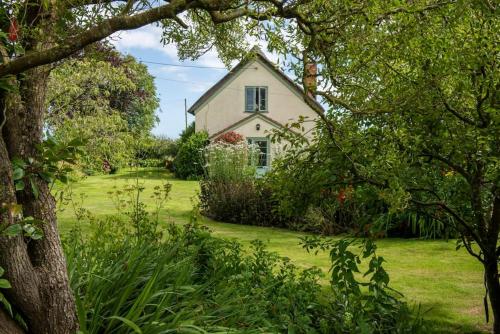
[139,59,227,69]
[154,76,300,98]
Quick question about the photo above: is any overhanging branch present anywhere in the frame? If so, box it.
[0,0,193,77]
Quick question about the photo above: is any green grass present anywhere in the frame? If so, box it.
[57,168,488,333]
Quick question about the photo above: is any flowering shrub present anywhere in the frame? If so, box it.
[200,141,285,226]
[203,141,258,182]
[214,131,244,145]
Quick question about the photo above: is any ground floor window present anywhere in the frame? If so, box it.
[247,137,269,168]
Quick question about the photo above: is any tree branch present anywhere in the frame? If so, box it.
[0,0,194,77]
[420,150,470,180]
[410,198,483,250]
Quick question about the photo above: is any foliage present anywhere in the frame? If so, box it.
[200,179,285,228]
[267,155,455,238]
[203,140,258,183]
[178,122,195,144]
[200,141,285,227]
[46,43,159,134]
[261,1,499,326]
[301,236,422,332]
[173,131,208,180]
[63,180,419,334]
[11,135,84,196]
[51,111,134,174]
[45,45,159,173]
[134,135,178,168]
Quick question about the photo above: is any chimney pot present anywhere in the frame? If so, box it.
[304,61,317,98]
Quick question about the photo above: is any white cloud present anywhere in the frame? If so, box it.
[110,24,281,69]
[156,66,188,80]
[188,82,214,93]
[110,25,178,59]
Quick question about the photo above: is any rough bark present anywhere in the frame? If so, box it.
[0,307,25,334]
[0,67,78,333]
[0,130,39,333]
[485,255,500,334]
[487,197,500,333]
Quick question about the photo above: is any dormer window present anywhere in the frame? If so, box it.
[245,86,268,112]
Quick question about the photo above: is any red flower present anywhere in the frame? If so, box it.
[337,189,346,204]
[8,19,19,42]
[215,131,244,144]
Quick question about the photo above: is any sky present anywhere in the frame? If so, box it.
[109,25,278,139]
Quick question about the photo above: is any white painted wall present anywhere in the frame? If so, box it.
[194,58,319,139]
[227,115,287,164]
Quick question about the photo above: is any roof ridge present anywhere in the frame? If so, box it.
[187,47,323,115]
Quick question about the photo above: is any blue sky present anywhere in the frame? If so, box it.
[110,25,278,139]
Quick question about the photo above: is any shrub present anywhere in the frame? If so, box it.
[178,121,195,143]
[63,181,421,334]
[200,141,285,226]
[200,179,285,227]
[134,135,178,168]
[173,131,208,179]
[203,140,257,182]
[266,147,456,239]
[52,111,134,174]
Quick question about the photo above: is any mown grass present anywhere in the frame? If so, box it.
[57,168,488,333]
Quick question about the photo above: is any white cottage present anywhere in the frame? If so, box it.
[188,46,322,170]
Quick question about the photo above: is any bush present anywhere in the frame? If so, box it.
[266,145,456,239]
[52,111,134,174]
[200,179,285,227]
[200,141,285,226]
[173,131,208,179]
[63,182,421,334]
[134,135,178,168]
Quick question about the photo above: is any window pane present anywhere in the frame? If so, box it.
[259,87,267,111]
[256,140,268,167]
[245,87,255,111]
[254,87,260,111]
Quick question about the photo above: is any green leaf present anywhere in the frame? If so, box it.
[39,171,53,183]
[12,168,24,181]
[0,292,12,316]
[108,316,142,334]
[11,157,26,168]
[31,179,40,199]
[0,279,11,289]
[15,180,25,191]
[2,224,22,237]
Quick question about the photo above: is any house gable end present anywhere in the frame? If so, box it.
[188,49,323,116]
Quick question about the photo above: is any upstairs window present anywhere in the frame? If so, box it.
[245,86,268,112]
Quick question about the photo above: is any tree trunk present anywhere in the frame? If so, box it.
[486,198,500,334]
[0,307,25,334]
[485,256,500,334]
[0,67,79,333]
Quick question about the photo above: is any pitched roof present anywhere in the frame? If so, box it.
[187,46,323,115]
[208,113,300,140]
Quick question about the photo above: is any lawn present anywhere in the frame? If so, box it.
[57,168,488,333]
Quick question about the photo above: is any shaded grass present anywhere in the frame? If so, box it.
[57,168,489,333]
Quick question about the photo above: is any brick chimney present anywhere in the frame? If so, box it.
[303,60,317,99]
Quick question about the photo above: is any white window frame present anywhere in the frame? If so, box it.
[247,137,270,169]
[245,86,268,112]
